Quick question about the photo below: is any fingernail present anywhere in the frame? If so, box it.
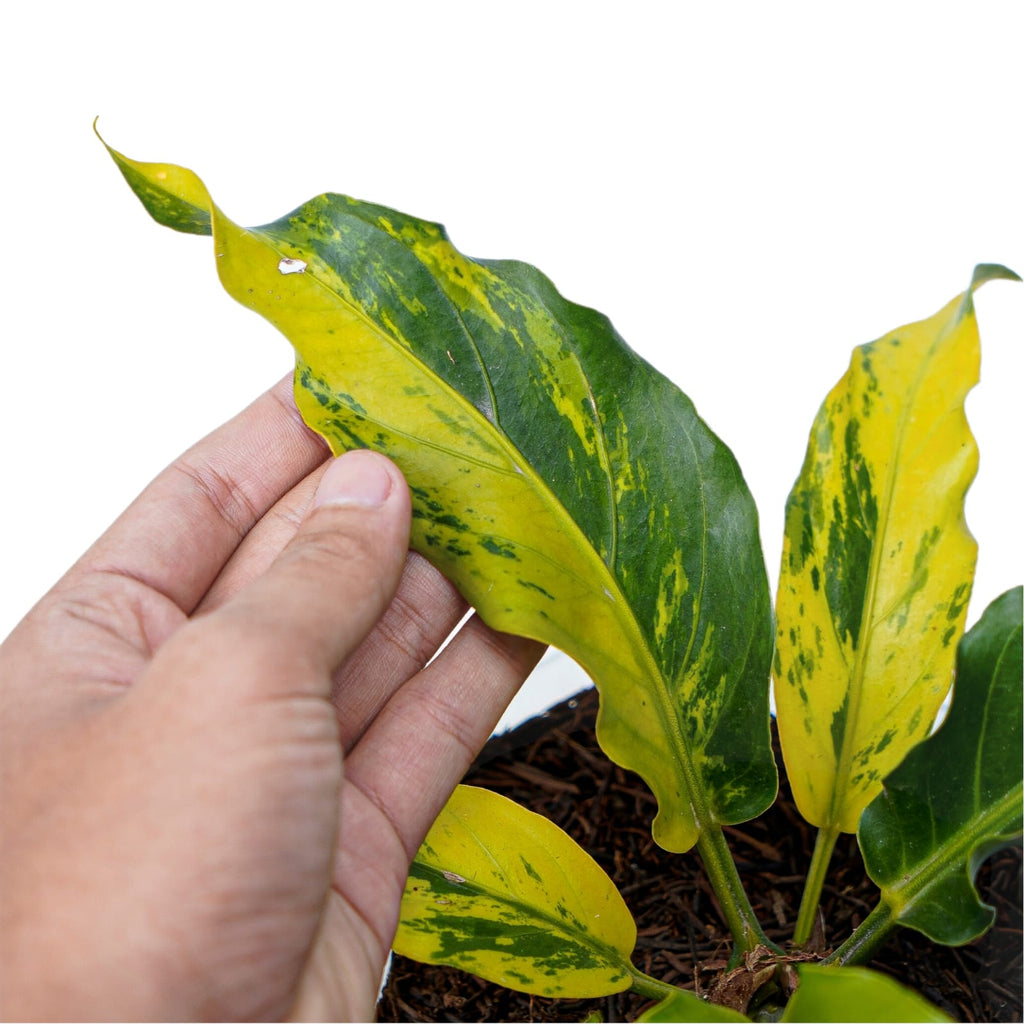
[313,450,394,509]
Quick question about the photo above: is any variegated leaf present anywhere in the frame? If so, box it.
[774,265,1019,834]
[103,131,777,854]
[393,785,636,998]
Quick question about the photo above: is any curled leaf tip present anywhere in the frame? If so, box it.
[970,263,1021,289]
[957,263,1020,320]
[93,118,118,161]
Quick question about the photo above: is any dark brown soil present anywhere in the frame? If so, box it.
[378,688,1023,1023]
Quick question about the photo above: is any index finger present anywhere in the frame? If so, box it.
[72,373,330,615]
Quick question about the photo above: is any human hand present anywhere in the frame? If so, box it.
[0,377,544,1021]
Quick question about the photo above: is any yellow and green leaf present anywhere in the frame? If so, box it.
[393,785,636,997]
[102,131,777,855]
[839,587,1023,959]
[774,265,1019,836]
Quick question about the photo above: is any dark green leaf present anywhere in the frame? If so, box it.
[857,587,1023,945]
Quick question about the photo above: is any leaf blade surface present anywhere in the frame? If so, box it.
[774,267,1020,833]
[782,964,952,1022]
[104,137,778,852]
[637,989,749,1022]
[857,586,1023,945]
[393,785,636,998]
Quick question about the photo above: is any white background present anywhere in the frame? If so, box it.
[1,2,1021,730]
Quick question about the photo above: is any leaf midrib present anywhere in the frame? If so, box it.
[410,859,632,976]
[879,784,1022,915]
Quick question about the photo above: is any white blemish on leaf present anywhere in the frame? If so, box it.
[278,257,307,275]
[442,870,466,884]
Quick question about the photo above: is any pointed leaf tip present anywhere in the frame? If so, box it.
[959,263,1021,319]
[98,130,213,237]
[970,263,1021,289]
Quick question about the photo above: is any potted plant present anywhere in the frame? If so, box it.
[379,685,1021,1022]
[102,128,1022,1022]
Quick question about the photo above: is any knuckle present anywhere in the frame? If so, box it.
[409,685,478,762]
[49,571,165,661]
[287,520,379,572]
[374,591,446,668]
[465,614,541,678]
[263,498,306,536]
[170,456,262,544]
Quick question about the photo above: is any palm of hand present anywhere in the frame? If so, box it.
[0,377,542,1021]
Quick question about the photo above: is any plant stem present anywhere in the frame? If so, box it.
[792,824,839,946]
[822,901,895,966]
[696,825,778,955]
[628,966,686,1003]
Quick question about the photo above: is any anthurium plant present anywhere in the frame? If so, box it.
[102,126,1022,1023]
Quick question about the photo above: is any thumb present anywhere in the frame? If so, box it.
[170,449,412,703]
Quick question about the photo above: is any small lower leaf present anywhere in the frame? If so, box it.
[782,965,952,1022]
[857,586,1023,945]
[638,988,749,1022]
[393,785,636,998]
